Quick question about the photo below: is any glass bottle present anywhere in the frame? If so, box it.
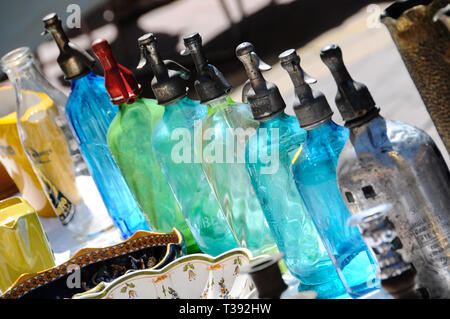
[137,33,239,256]
[43,13,149,239]
[181,33,277,256]
[347,204,421,299]
[321,44,450,299]
[0,85,55,218]
[283,48,379,298]
[0,47,115,242]
[92,38,199,254]
[235,43,347,299]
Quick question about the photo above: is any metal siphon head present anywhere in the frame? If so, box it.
[181,32,231,104]
[236,42,286,121]
[320,44,379,128]
[279,49,333,130]
[42,13,95,80]
[137,33,190,105]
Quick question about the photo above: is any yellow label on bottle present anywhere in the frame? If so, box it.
[35,169,75,225]
[0,86,55,217]
[18,91,82,213]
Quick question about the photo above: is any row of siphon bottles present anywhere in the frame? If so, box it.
[0,13,448,299]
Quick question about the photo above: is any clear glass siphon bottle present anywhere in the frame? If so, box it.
[321,44,450,299]
[0,47,115,242]
[236,43,347,299]
[347,204,421,299]
[283,48,379,298]
[138,33,239,256]
[43,13,149,239]
[91,38,199,253]
[181,33,277,257]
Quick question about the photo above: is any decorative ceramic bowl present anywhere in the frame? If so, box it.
[72,248,262,299]
[0,228,184,299]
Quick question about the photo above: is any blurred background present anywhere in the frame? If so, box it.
[1,0,448,163]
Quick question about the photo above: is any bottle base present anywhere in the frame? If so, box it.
[71,223,117,243]
[298,279,349,299]
[186,242,203,254]
[345,283,381,299]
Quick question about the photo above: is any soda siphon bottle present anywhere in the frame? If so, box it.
[42,13,149,239]
[285,49,380,298]
[235,43,347,298]
[180,33,277,256]
[347,204,421,299]
[321,44,450,299]
[138,33,239,256]
[92,38,199,254]
[0,47,115,243]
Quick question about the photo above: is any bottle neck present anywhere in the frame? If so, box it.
[306,118,338,138]
[70,71,95,87]
[118,95,144,111]
[162,95,189,113]
[349,114,383,135]
[206,95,231,112]
[2,50,58,98]
[146,44,168,81]
[258,111,288,127]
[330,65,352,86]
[344,106,380,129]
[1,48,38,81]
[1,47,68,119]
[190,48,208,75]
[240,54,267,94]
[49,25,70,53]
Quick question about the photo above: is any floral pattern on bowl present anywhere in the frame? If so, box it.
[1,228,184,299]
[72,248,262,299]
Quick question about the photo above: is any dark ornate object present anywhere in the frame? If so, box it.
[380,0,450,154]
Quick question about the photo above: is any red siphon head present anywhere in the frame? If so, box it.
[92,38,141,104]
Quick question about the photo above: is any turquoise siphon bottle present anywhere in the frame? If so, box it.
[42,13,149,239]
[284,49,380,298]
[92,38,200,254]
[235,43,347,299]
[138,33,239,256]
[181,33,277,256]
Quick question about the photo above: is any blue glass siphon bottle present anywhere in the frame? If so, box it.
[43,13,149,239]
[235,43,347,299]
[283,48,380,298]
[137,33,239,256]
